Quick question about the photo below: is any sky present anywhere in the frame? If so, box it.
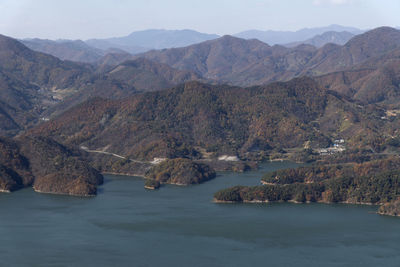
[0,0,399,40]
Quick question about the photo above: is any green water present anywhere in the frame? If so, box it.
[0,161,399,267]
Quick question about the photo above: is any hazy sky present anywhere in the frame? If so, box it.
[0,0,399,40]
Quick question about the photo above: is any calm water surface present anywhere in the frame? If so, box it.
[0,161,399,267]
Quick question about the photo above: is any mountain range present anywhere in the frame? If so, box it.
[0,34,94,136]
[30,77,386,163]
[0,34,207,136]
[1,25,400,198]
[19,26,364,64]
[21,39,106,63]
[234,24,363,44]
[285,31,355,48]
[135,27,400,91]
[86,29,219,53]
[2,26,400,138]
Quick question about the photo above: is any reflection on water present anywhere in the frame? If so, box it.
[0,161,399,267]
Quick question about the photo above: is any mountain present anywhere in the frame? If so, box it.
[0,137,33,192]
[0,34,95,136]
[95,51,135,72]
[85,38,148,55]
[0,34,208,135]
[135,35,318,86]
[285,31,355,48]
[21,38,105,63]
[315,47,400,104]
[2,27,400,139]
[235,25,362,45]
[86,29,219,54]
[0,34,93,89]
[30,78,386,168]
[304,27,400,105]
[136,27,400,91]
[304,27,400,76]
[0,136,103,195]
[46,57,205,118]
[3,26,400,197]
[102,57,203,92]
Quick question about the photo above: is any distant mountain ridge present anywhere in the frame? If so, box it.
[285,31,355,48]
[19,25,364,63]
[136,27,400,91]
[315,46,400,104]
[234,24,363,45]
[304,27,400,75]
[21,38,105,63]
[135,35,322,85]
[86,29,220,54]
[20,26,363,54]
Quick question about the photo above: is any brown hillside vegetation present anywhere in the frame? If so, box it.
[31,78,387,162]
[137,27,400,88]
[145,158,216,185]
[0,136,103,196]
[316,47,400,104]
[0,35,206,136]
[215,157,400,206]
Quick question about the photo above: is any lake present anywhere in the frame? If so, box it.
[0,161,399,267]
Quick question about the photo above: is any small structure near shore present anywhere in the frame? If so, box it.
[144,179,161,190]
[316,139,346,155]
[150,157,167,165]
[218,155,239,162]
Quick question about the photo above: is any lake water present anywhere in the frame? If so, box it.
[0,161,399,267]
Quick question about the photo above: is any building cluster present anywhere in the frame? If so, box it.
[316,139,346,155]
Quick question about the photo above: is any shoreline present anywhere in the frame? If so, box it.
[377,211,400,217]
[213,198,381,206]
[33,187,96,197]
[102,172,193,186]
[102,172,146,178]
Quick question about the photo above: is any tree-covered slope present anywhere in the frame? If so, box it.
[214,157,400,206]
[0,136,103,196]
[31,77,385,163]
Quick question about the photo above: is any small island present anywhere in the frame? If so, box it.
[145,158,216,186]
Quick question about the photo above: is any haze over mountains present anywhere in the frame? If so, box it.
[285,31,355,48]
[86,29,219,53]
[20,25,365,64]
[135,27,400,90]
[21,39,106,63]
[234,24,363,45]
